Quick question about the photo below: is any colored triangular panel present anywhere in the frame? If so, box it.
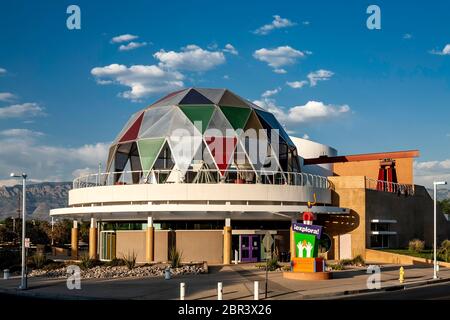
[195,88,226,104]
[113,110,142,144]
[219,106,251,131]
[148,89,189,108]
[179,89,214,105]
[205,136,237,176]
[255,109,295,147]
[218,90,249,108]
[179,105,215,134]
[137,138,166,172]
[119,112,144,143]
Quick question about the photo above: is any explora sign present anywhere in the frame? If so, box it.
[292,223,322,239]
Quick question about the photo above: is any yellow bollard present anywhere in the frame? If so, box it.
[399,266,405,284]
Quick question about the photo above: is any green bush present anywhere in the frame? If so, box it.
[327,263,344,270]
[438,240,450,263]
[122,251,137,270]
[30,254,47,269]
[266,257,280,271]
[169,247,182,268]
[352,255,365,266]
[79,254,102,270]
[409,239,425,252]
[106,258,126,267]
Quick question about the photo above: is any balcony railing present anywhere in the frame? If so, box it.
[73,169,331,190]
[365,178,415,196]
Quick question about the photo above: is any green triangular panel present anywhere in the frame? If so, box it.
[179,105,215,134]
[137,138,165,172]
[219,106,252,131]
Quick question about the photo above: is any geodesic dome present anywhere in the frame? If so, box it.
[106,88,301,184]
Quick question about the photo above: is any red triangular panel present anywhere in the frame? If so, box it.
[119,112,144,143]
[205,136,237,176]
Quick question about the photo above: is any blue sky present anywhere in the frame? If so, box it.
[0,0,449,187]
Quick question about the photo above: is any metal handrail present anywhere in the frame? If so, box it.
[365,178,415,196]
[72,169,331,190]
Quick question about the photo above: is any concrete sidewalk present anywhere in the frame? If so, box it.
[0,264,449,300]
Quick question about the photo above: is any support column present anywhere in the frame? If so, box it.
[223,218,232,265]
[89,218,97,259]
[290,218,296,260]
[71,220,79,259]
[146,216,155,263]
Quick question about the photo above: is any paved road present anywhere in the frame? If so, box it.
[337,281,450,300]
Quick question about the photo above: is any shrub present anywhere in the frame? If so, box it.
[106,258,126,267]
[438,240,450,263]
[327,263,344,271]
[122,251,137,270]
[43,261,64,271]
[266,257,280,271]
[409,239,425,252]
[169,247,182,268]
[79,254,102,270]
[30,254,47,269]
[352,255,365,266]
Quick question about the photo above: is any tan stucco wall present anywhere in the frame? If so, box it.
[366,249,450,267]
[175,230,223,264]
[325,176,450,261]
[155,230,169,262]
[333,157,414,185]
[116,230,146,263]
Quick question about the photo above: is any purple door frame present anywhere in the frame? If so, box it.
[240,235,260,262]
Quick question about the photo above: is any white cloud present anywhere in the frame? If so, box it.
[253,98,350,124]
[253,46,306,73]
[223,75,230,80]
[0,103,45,119]
[111,34,139,43]
[119,41,147,51]
[307,69,334,87]
[286,80,308,89]
[414,159,450,188]
[262,88,281,98]
[429,44,450,56]
[223,44,238,55]
[0,92,17,102]
[302,21,310,26]
[91,63,184,100]
[0,68,6,75]
[253,15,296,35]
[0,130,110,184]
[403,33,412,39]
[0,128,44,138]
[154,45,226,72]
[302,134,310,139]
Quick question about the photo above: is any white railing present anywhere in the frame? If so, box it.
[365,178,415,196]
[72,169,331,190]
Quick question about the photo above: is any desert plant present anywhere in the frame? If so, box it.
[122,251,137,270]
[106,258,126,267]
[327,263,344,270]
[79,254,102,270]
[352,255,365,266]
[438,240,450,262]
[169,247,182,268]
[266,256,280,271]
[43,261,64,271]
[408,239,425,252]
[31,254,47,269]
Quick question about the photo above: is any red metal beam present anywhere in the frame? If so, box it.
[303,150,420,165]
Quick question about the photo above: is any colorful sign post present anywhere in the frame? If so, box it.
[291,222,325,273]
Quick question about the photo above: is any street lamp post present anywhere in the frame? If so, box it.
[10,172,27,290]
[433,181,447,280]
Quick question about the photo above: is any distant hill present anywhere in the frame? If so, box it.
[0,182,71,221]
[427,188,450,201]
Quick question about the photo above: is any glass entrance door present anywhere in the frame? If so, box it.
[240,235,260,262]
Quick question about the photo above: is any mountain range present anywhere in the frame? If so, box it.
[0,182,71,221]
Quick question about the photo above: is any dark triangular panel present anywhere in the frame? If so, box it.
[219,90,250,108]
[195,88,226,104]
[179,88,214,105]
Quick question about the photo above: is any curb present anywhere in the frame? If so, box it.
[300,277,450,299]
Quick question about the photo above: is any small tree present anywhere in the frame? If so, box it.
[408,239,425,252]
